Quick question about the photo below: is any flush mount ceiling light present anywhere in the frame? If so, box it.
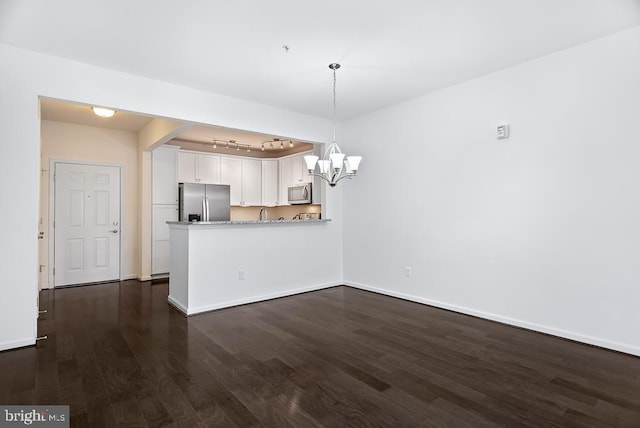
[91,106,116,118]
[304,63,362,187]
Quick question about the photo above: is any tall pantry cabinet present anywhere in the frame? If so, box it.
[151,146,179,275]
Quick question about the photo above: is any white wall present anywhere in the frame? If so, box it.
[0,43,339,351]
[40,120,140,284]
[343,26,640,356]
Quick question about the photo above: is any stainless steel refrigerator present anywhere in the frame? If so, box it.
[178,183,231,222]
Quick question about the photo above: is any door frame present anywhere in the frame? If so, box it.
[48,159,124,287]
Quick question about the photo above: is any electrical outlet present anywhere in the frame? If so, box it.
[238,270,245,280]
[405,266,413,278]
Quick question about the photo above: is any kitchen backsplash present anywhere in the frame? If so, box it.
[230,204,322,221]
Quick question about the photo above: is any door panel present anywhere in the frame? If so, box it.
[54,163,121,286]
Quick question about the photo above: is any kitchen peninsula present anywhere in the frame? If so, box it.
[167,218,338,316]
[151,145,324,275]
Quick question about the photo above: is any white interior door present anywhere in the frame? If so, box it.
[54,162,121,286]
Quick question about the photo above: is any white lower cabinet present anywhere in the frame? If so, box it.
[152,204,177,275]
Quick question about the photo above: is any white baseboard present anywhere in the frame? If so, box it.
[123,274,138,280]
[138,275,153,282]
[344,281,640,358]
[167,295,188,315]
[0,337,35,352]
[172,282,341,316]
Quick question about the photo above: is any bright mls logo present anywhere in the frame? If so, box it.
[0,406,69,427]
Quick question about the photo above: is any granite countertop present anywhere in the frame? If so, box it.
[167,219,331,226]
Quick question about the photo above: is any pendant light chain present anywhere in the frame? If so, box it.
[332,65,337,145]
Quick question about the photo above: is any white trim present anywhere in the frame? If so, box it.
[49,159,124,287]
[170,281,341,316]
[167,295,188,315]
[138,275,153,282]
[344,281,640,358]
[0,337,35,352]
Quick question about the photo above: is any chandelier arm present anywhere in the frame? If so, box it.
[306,170,353,186]
[307,172,331,183]
[331,173,353,185]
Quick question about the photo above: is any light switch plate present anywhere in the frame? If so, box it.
[497,124,510,139]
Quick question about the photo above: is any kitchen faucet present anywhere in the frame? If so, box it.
[258,207,268,221]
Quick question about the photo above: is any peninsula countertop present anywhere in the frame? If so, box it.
[167,218,331,227]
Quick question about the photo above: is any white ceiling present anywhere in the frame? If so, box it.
[4,1,640,120]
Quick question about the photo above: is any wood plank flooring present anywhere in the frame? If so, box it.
[2,280,640,427]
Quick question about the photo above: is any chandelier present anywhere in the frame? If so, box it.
[304,63,362,187]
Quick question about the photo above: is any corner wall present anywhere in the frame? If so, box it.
[343,26,640,356]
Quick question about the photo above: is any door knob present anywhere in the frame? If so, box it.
[108,230,119,233]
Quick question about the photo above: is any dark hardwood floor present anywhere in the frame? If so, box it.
[2,281,640,427]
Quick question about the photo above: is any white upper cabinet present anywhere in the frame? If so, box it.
[278,151,313,205]
[291,154,309,185]
[241,159,262,206]
[177,151,221,184]
[197,154,221,184]
[175,150,317,207]
[278,156,292,206]
[152,146,178,204]
[177,151,197,183]
[220,157,262,206]
[261,160,278,206]
[220,157,242,205]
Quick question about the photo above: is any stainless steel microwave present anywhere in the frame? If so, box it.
[288,183,312,205]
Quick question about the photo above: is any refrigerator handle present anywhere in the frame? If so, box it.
[205,198,210,221]
[202,198,206,221]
